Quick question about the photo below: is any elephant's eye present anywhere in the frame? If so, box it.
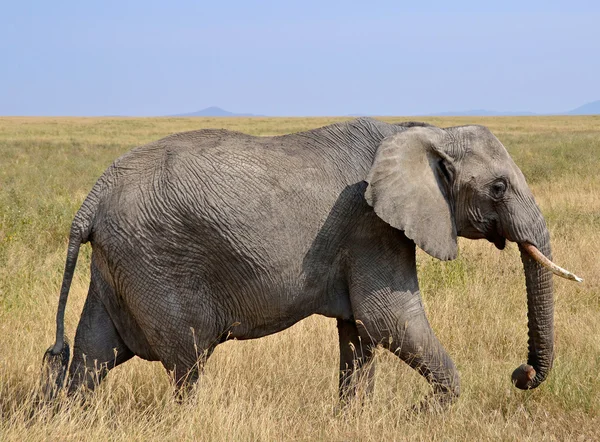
[491,180,507,199]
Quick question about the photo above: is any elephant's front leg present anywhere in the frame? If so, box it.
[337,318,376,405]
[352,286,460,409]
[393,306,460,409]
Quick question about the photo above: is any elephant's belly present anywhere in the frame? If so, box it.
[226,312,313,340]
[220,285,323,340]
[226,299,353,341]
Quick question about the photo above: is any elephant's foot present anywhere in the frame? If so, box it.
[411,385,460,414]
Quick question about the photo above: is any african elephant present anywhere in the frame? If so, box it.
[42,118,581,406]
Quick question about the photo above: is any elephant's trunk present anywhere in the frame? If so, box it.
[512,228,555,390]
[503,187,581,389]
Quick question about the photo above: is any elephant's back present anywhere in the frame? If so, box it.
[89,127,352,282]
[87,120,388,259]
[154,132,347,264]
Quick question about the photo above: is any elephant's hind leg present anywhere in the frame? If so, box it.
[337,318,376,405]
[67,279,133,395]
[164,343,216,401]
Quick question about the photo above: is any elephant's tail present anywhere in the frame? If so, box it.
[42,192,97,397]
[48,225,83,348]
[41,223,84,397]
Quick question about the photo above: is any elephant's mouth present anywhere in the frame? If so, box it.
[486,219,506,250]
[492,235,506,250]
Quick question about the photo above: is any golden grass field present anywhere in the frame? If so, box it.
[0,116,599,440]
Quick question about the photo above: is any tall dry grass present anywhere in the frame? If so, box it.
[1,116,599,440]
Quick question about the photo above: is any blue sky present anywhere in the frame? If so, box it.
[1,1,598,116]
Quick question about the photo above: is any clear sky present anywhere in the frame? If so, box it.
[1,1,598,116]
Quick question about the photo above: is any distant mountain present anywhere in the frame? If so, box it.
[169,101,600,118]
[428,100,600,117]
[429,109,537,117]
[171,106,261,117]
[567,100,600,115]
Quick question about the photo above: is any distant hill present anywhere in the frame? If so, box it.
[567,100,600,115]
[171,106,262,117]
[428,101,600,117]
[169,101,600,118]
[430,109,537,117]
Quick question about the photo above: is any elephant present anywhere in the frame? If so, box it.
[42,117,581,406]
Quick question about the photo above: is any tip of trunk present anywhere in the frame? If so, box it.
[512,364,539,390]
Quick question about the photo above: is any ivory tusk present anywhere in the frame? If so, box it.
[520,243,583,283]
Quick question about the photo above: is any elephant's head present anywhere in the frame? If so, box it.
[365,124,581,390]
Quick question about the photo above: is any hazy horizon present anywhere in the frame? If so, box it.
[1,1,599,116]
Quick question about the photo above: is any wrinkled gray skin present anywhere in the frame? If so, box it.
[43,118,554,406]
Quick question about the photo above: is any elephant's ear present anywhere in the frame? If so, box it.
[365,127,457,261]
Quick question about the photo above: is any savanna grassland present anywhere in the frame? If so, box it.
[0,116,599,441]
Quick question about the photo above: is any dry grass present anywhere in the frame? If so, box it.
[1,116,599,441]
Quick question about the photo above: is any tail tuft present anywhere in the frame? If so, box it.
[41,337,70,400]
